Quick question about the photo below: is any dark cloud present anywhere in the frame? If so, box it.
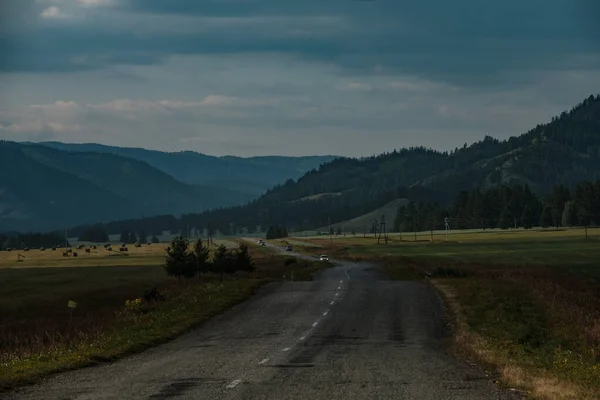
[1,0,599,89]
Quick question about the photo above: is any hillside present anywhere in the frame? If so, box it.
[35,142,336,198]
[70,94,600,237]
[317,198,410,233]
[0,142,251,232]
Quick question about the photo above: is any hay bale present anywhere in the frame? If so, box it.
[73,252,78,257]
[85,248,91,253]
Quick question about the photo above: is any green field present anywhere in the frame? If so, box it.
[293,227,600,277]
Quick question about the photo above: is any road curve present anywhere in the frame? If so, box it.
[3,245,521,400]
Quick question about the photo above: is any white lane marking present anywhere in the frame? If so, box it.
[226,379,242,389]
[258,358,269,365]
[345,269,351,280]
[312,321,319,327]
[337,286,341,290]
[323,310,329,316]
[330,301,335,305]
[282,347,291,352]
[335,293,339,297]
[299,336,306,341]
[340,280,343,283]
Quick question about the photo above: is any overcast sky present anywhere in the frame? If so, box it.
[0,0,599,157]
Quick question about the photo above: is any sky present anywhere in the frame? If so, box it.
[0,0,599,157]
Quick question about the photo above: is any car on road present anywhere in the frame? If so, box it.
[320,255,329,261]
[285,245,293,251]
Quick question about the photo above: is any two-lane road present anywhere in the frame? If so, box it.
[3,245,521,399]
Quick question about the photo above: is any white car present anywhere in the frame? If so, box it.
[319,255,329,262]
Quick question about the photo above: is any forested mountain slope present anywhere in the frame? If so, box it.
[71,95,600,236]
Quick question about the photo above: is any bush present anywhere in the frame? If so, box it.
[284,257,297,267]
[143,286,166,302]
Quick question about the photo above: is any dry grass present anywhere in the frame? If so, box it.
[432,279,600,400]
[0,239,237,269]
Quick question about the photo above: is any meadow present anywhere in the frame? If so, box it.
[0,239,324,391]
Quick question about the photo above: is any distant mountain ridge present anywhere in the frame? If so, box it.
[33,142,337,198]
[1,142,335,232]
[65,94,600,237]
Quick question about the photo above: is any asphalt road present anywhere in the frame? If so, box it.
[4,245,522,400]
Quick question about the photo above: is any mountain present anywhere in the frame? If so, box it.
[33,142,337,198]
[70,94,600,237]
[0,142,256,232]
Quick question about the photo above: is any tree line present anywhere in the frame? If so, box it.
[118,230,159,244]
[0,232,66,250]
[394,180,600,232]
[164,237,254,281]
[266,225,288,239]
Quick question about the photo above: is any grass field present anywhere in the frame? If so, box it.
[292,227,600,277]
[313,198,409,232]
[0,239,239,269]
[0,240,327,391]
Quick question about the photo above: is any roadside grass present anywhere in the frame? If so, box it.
[0,243,330,392]
[435,277,600,400]
[330,229,600,399]
[0,280,264,391]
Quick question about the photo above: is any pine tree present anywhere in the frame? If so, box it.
[539,206,553,228]
[138,231,147,244]
[164,237,196,281]
[497,207,511,229]
[193,238,211,278]
[120,230,130,244]
[235,243,255,272]
[212,244,234,282]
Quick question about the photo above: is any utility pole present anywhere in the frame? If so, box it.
[328,215,332,249]
[431,219,434,242]
[377,214,387,244]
